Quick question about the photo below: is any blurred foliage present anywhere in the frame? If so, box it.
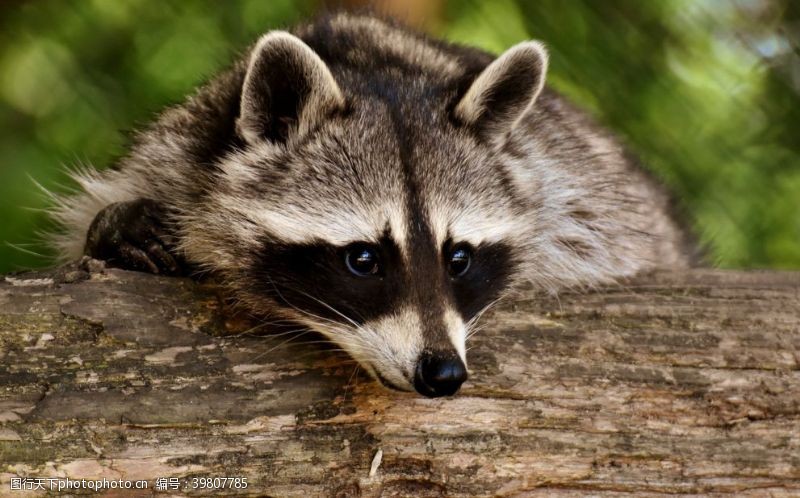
[0,0,798,273]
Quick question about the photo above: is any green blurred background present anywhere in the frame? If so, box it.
[0,0,798,273]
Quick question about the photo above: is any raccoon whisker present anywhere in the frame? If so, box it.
[302,294,363,330]
[298,315,358,335]
[262,273,366,323]
[465,327,487,341]
[343,364,362,396]
[248,329,319,362]
[263,276,360,331]
[466,317,491,338]
[270,339,351,349]
[259,327,318,346]
[465,324,488,340]
[280,341,365,363]
[258,316,318,327]
[296,318,370,351]
[352,323,399,379]
[258,319,313,328]
[469,305,495,324]
[248,326,311,340]
[311,323,376,366]
[295,307,361,336]
[321,331,373,356]
[465,330,489,344]
[348,363,361,381]
[276,282,365,329]
[284,340,354,354]
[284,347,360,363]
[465,296,506,341]
[225,316,297,330]
[226,320,304,338]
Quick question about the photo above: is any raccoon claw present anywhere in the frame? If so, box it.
[117,242,162,274]
[144,239,180,274]
[85,199,186,276]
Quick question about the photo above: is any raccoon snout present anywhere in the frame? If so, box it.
[413,351,468,398]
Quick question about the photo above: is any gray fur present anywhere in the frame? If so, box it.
[49,13,691,392]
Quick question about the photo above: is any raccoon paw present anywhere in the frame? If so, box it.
[85,199,186,276]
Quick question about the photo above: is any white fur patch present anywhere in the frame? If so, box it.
[359,307,421,390]
[208,192,407,249]
[288,307,422,391]
[444,307,467,364]
[426,196,524,249]
[448,208,523,247]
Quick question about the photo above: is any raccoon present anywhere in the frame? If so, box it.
[50,13,690,397]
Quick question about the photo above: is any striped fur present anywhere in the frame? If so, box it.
[49,13,691,393]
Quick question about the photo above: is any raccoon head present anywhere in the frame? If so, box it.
[187,31,548,397]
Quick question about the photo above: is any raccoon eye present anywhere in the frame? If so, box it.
[447,244,472,277]
[345,244,380,276]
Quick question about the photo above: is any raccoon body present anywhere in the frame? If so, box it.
[51,13,690,397]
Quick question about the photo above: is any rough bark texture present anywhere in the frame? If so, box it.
[0,260,798,497]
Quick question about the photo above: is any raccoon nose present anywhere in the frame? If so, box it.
[414,352,468,398]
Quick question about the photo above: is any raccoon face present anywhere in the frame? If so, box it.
[203,31,547,397]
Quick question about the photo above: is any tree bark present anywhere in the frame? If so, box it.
[1,260,798,497]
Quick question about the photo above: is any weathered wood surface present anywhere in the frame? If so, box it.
[0,260,798,497]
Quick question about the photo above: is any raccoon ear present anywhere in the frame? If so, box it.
[237,31,345,145]
[454,41,548,138]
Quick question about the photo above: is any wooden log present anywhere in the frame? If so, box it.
[0,260,798,496]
